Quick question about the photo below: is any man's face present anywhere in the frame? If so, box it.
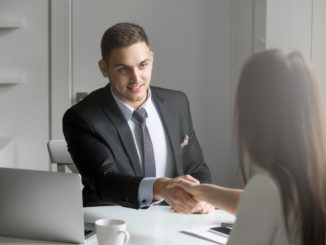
[99,42,154,109]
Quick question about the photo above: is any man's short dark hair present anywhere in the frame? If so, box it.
[100,22,149,62]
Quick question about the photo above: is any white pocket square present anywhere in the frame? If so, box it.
[180,135,189,148]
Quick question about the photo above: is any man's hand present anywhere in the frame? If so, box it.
[192,201,215,214]
[170,200,214,214]
[153,175,214,214]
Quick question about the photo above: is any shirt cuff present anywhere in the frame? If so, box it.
[138,177,156,208]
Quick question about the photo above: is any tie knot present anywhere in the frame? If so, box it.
[132,108,147,126]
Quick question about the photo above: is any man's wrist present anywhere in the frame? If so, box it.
[153,177,170,200]
[138,177,156,208]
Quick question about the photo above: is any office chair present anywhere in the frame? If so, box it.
[47,139,78,173]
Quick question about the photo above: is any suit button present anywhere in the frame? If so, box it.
[142,199,147,204]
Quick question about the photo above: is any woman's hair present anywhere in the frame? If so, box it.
[235,49,326,245]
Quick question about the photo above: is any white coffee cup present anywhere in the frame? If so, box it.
[95,219,130,245]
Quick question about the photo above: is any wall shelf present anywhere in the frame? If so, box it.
[0,15,25,28]
[0,71,25,84]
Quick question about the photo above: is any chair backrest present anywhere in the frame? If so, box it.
[47,139,78,173]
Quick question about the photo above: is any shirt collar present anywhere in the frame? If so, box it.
[110,85,152,122]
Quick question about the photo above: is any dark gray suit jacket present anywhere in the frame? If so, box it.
[63,84,211,208]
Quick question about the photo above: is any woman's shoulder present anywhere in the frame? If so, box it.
[227,173,286,245]
[244,173,280,196]
[238,173,282,214]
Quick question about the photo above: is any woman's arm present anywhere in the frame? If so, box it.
[195,184,242,215]
[168,176,242,215]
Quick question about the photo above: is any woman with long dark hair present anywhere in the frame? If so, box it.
[169,49,326,245]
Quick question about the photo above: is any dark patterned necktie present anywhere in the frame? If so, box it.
[132,108,156,177]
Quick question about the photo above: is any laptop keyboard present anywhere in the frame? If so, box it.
[84,229,95,239]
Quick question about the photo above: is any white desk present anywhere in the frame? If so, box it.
[0,206,235,245]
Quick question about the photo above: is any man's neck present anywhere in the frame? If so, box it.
[110,86,151,110]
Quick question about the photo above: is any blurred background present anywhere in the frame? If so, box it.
[0,0,325,187]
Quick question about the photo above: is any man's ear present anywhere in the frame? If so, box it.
[150,51,154,63]
[98,59,109,78]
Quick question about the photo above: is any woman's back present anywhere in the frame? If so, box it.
[235,49,326,245]
[227,174,301,245]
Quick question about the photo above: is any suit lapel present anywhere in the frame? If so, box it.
[100,85,142,176]
[151,88,183,176]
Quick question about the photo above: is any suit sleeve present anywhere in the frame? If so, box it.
[63,108,143,209]
[181,93,212,183]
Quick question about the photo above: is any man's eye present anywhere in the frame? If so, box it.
[118,67,128,73]
[140,63,148,68]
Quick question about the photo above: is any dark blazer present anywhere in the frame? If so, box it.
[63,84,211,208]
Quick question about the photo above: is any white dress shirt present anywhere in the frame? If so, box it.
[111,88,174,207]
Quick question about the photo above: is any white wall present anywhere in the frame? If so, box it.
[266,0,312,57]
[312,0,326,101]
[265,0,326,105]
[195,1,232,186]
[229,0,255,187]
[0,0,49,170]
[71,0,233,186]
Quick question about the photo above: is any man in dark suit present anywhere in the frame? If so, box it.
[63,23,213,214]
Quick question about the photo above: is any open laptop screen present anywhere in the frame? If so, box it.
[0,167,88,243]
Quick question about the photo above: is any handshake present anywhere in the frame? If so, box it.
[152,175,215,214]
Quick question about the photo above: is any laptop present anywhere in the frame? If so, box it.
[0,167,95,243]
